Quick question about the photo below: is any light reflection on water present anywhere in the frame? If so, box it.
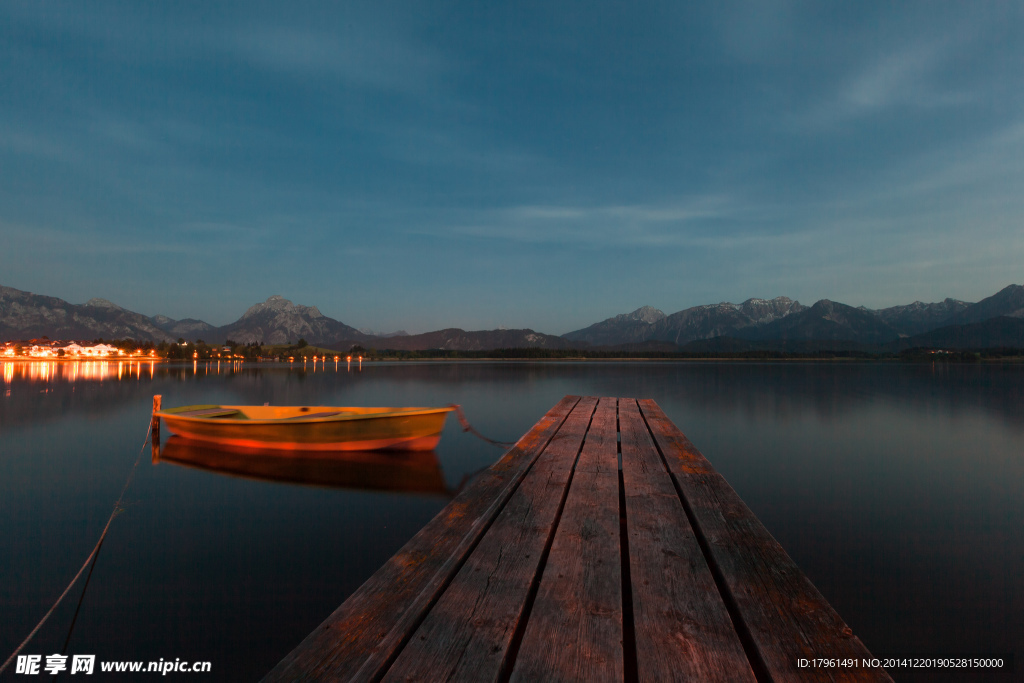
[0,361,1021,682]
[1,358,358,385]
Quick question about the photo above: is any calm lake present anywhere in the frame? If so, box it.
[2,360,1021,681]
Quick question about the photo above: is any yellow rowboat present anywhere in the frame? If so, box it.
[154,404,455,452]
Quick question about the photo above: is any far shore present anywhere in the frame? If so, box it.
[4,354,1024,363]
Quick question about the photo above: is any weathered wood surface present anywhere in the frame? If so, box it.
[639,399,893,683]
[509,397,623,683]
[266,395,891,683]
[381,397,598,682]
[262,395,580,682]
[619,398,756,682]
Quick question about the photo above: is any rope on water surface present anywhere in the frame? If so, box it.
[449,404,516,448]
[0,421,153,675]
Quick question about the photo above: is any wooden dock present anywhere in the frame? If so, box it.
[263,396,891,682]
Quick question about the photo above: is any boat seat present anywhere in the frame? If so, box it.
[174,408,242,418]
[282,411,344,420]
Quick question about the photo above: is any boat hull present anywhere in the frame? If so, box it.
[156,405,453,452]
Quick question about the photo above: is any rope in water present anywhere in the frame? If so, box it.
[0,422,152,675]
[449,404,516,448]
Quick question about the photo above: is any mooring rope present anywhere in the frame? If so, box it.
[449,404,516,448]
[0,421,153,675]
[59,535,106,657]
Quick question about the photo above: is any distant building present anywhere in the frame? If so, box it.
[1,341,126,358]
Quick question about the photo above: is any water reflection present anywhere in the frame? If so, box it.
[0,358,363,386]
[1,360,159,383]
[3,361,1023,435]
[3,361,1022,681]
[153,436,451,496]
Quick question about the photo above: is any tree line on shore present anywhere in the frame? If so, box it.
[7,337,1024,362]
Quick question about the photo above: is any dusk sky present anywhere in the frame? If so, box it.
[2,2,1022,334]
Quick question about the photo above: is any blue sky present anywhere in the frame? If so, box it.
[2,1,1022,334]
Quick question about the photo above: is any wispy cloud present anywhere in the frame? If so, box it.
[715,0,797,62]
[5,3,449,97]
[843,45,972,111]
[0,128,86,165]
[800,39,978,130]
[220,23,448,95]
[896,120,1024,198]
[413,196,816,249]
[0,221,201,256]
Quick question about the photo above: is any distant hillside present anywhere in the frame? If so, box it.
[562,306,666,345]
[0,286,170,342]
[217,295,370,345]
[679,336,880,354]
[150,315,217,339]
[890,316,1024,351]
[344,328,574,352]
[567,290,1024,349]
[944,284,1024,325]
[651,297,806,344]
[872,298,971,336]
[3,282,1023,352]
[738,299,900,344]
[0,287,367,346]
[563,297,805,346]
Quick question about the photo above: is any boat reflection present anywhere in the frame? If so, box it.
[153,436,451,497]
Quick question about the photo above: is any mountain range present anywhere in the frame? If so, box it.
[2,283,1023,352]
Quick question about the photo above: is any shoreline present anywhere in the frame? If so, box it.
[4,355,1023,364]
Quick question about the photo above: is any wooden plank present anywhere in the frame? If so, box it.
[381,397,599,682]
[619,399,756,682]
[509,397,622,683]
[262,395,581,682]
[638,399,892,683]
